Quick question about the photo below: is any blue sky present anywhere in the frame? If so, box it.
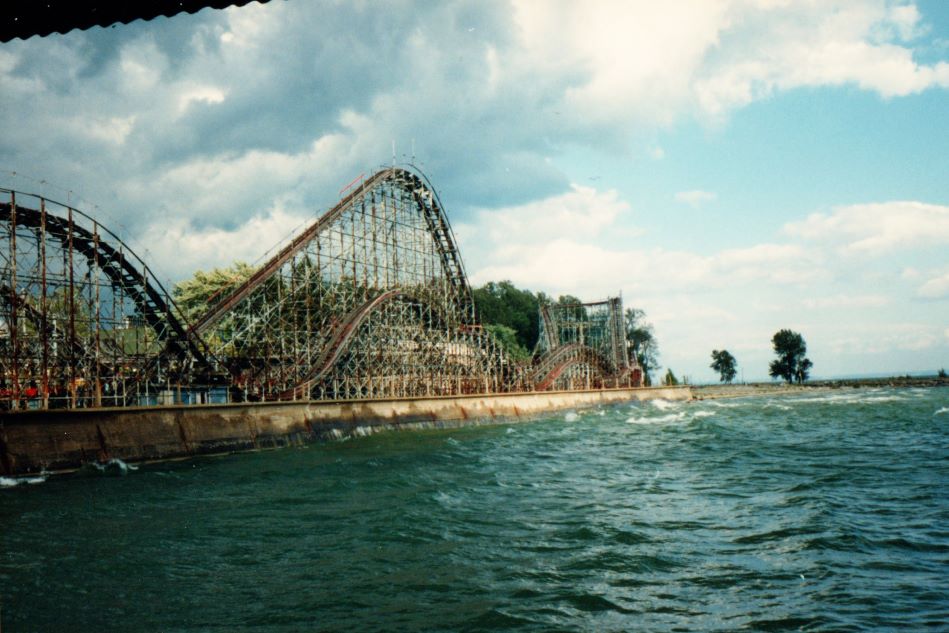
[1,0,947,381]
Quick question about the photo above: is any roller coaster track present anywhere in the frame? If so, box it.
[1,166,638,409]
[532,343,615,391]
[283,289,443,399]
[192,167,473,335]
[1,199,208,367]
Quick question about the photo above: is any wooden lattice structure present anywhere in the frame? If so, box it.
[1,167,639,410]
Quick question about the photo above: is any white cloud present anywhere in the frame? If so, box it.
[826,322,942,355]
[675,190,717,207]
[176,85,227,114]
[802,294,889,309]
[464,184,634,247]
[917,272,949,300]
[784,201,949,254]
[513,0,949,126]
[78,116,136,145]
[1,0,946,243]
[139,205,310,280]
[464,188,825,296]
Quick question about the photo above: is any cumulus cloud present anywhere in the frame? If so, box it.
[139,205,312,281]
[917,272,949,300]
[1,0,946,254]
[784,201,949,254]
[461,185,825,296]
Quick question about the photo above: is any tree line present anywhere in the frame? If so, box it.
[171,267,813,385]
[707,329,813,384]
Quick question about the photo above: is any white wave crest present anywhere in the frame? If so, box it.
[650,399,677,411]
[564,411,580,422]
[88,458,139,476]
[1,475,47,488]
[692,410,715,419]
[790,391,909,406]
[935,407,949,416]
[626,412,687,425]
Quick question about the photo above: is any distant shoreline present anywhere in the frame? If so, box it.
[693,376,948,400]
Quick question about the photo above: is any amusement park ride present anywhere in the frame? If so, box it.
[0,167,642,410]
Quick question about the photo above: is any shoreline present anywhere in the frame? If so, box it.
[1,386,692,477]
[693,376,948,400]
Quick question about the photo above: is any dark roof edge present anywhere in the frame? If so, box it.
[1,1,270,43]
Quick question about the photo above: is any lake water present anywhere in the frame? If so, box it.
[3,388,948,631]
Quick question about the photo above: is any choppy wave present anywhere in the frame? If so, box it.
[2,386,947,632]
[626,411,691,424]
[1,475,47,488]
[79,458,139,477]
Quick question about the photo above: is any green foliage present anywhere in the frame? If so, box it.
[472,281,541,351]
[484,323,531,362]
[938,368,947,379]
[625,308,659,384]
[556,294,583,306]
[769,329,812,384]
[663,368,679,386]
[710,349,738,383]
[173,262,256,323]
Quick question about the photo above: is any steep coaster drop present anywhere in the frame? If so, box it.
[1,166,642,411]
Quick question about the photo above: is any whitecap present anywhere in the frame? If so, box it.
[86,458,139,476]
[1,475,47,488]
[564,411,580,422]
[626,412,687,425]
[692,410,715,419]
[706,400,740,408]
[935,407,949,416]
[650,399,676,411]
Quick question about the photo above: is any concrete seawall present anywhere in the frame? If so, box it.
[0,386,691,476]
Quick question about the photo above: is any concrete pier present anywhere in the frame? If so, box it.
[0,386,692,476]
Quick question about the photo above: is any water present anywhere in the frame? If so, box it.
[3,388,948,631]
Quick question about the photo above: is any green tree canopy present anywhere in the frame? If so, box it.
[173,262,256,323]
[710,349,738,383]
[769,329,812,384]
[663,368,679,386]
[483,323,531,362]
[471,281,541,351]
[625,308,659,386]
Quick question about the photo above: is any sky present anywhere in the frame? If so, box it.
[1,0,947,382]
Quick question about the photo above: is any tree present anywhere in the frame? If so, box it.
[471,281,541,351]
[663,368,679,386]
[710,349,737,383]
[483,323,530,362]
[625,308,659,386]
[173,262,256,323]
[769,329,812,384]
